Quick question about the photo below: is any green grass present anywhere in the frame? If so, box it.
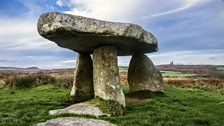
[161,71,197,77]
[118,68,198,77]
[101,85,224,126]
[90,97,124,116]
[0,84,224,126]
[119,67,128,73]
[121,84,129,94]
[0,84,69,126]
[216,66,224,71]
[214,66,224,75]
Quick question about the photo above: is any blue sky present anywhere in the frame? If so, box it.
[0,0,223,69]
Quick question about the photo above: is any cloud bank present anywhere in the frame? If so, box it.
[63,0,201,22]
[0,0,223,68]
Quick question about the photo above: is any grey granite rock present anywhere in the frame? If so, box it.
[128,54,163,92]
[37,117,116,126]
[93,46,125,106]
[70,53,94,101]
[37,12,158,56]
[49,102,107,117]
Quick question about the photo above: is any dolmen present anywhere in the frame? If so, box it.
[37,12,163,107]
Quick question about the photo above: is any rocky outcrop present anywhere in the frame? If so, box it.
[70,53,94,101]
[37,117,116,126]
[128,54,163,92]
[49,102,108,117]
[93,46,125,106]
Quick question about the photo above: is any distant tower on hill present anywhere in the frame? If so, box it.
[170,60,174,65]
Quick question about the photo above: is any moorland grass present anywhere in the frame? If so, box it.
[0,84,69,126]
[0,84,223,126]
[161,71,197,77]
[214,66,224,75]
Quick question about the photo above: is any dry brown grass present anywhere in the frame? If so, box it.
[0,70,74,88]
[164,77,224,90]
[1,69,223,90]
[120,74,128,85]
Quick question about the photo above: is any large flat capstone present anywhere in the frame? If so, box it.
[37,12,158,56]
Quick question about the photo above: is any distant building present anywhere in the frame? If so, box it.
[170,61,174,65]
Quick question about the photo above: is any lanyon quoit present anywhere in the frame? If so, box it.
[37,12,163,106]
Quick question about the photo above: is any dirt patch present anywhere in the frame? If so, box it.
[125,96,147,104]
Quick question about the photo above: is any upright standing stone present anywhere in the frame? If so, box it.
[93,46,125,106]
[128,54,163,92]
[70,53,94,101]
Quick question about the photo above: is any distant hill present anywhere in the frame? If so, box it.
[1,65,223,75]
[0,67,40,72]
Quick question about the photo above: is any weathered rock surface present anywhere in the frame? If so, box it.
[37,117,116,126]
[49,102,107,117]
[128,54,163,92]
[93,46,125,106]
[37,12,158,56]
[70,53,94,101]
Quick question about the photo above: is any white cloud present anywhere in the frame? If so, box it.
[0,18,75,69]
[149,0,201,17]
[0,19,59,51]
[0,0,224,69]
[56,0,64,7]
[64,0,201,22]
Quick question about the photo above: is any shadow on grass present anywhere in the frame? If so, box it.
[125,90,166,99]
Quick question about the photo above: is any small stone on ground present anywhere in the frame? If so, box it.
[36,117,116,126]
[49,102,107,117]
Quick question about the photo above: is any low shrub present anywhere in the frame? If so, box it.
[5,74,57,89]
[36,74,56,85]
[2,72,73,89]
[6,75,36,88]
[55,77,73,88]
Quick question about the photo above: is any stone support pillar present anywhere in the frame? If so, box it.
[128,54,163,93]
[93,46,126,106]
[70,53,94,101]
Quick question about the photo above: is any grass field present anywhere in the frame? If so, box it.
[0,84,69,126]
[0,84,224,126]
[119,68,198,78]
[214,66,224,75]
[216,66,224,71]
[119,67,128,73]
[161,71,197,77]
